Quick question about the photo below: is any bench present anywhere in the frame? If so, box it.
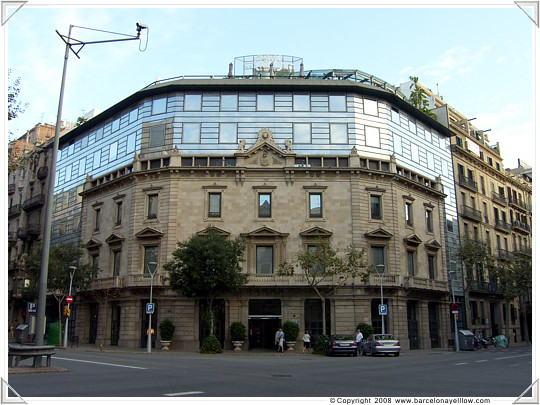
[8,344,56,368]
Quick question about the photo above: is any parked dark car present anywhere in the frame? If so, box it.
[327,335,358,356]
[361,334,401,356]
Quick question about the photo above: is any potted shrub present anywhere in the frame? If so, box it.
[159,318,175,350]
[283,321,300,351]
[230,322,246,351]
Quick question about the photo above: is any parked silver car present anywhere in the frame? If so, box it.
[361,334,401,356]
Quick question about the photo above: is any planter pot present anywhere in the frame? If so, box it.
[232,341,244,351]
[160,340,171,350]
[286,341,296,351]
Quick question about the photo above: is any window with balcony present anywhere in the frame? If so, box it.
[256,246,274,274]
[407,251,415,276]
[428,255,436,279]
[112,250,121,276]
[143,245,159,274]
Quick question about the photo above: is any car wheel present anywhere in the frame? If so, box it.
[394,352,400,357]
[353,351,358,357]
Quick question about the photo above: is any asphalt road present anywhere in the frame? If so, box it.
[7,346,532,399]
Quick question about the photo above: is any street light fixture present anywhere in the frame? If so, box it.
[34,23,148,351]
[375,264,386,334]
[63,266,76,348]
[449,270,460,352]
[146,262,158,354]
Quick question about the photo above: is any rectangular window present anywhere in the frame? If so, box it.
[148,194,158,219]
[78,157,86,176]
[144,246,159,274]
[111,118,120,133]
[364,98,378,116]
[329,94,346,111]
[256,246,274,274]
[208,193,222,218]
[391,108,400,124]
[406,202,413,226]
[184,93,202,111]
[371,246,385,266]
[293,123,311,144]
[149,125,165,147]
[257,94,274,111]
[330,123,348,144]
[220,93,238,111]
[426,210,433,233]
[152,97,167,115]
[309,193,323,218]
[258,193,272,218]
[219,123,237,143]
[94,208,101,231]
[109,142,118,161]
[428,255,436,279]
[115,201,122,225]
[365,126,380,147]
[293,94,310,111]
[407,251,415,277]
[129,108,138,123]
[183,123,201,143]
[112,250,121,276]
[370,195,382,219]
[127,133,136,153]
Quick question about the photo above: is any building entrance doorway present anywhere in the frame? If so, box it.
[248,317,281,349]
[248,299,281,350]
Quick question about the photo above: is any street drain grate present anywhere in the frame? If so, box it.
[272,374,293,378]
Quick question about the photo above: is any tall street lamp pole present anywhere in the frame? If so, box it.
[34,23,148,351]
[375,264,386,334]
[146,262,158,354]
[449,271,460,352]
[63,266,76,348]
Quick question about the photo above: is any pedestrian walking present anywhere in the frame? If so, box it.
[275,328,281,352]
[302,330,312,354]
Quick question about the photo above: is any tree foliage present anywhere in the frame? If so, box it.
[8,69,28,121]
[408,76,436,118]
[278,238,370,334]
[164,227,247,334]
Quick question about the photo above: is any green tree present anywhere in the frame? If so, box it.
[491,254,532,341]
[164,227,247,341]
[408,76,436,118]
[456,236,495,329]
[278,239,370,335]
[24,243,99,345]
[8,69,28,122]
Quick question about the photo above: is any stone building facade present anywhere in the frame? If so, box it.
[51,61,458,351]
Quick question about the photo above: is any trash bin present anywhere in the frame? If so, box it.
[494,335,509,348]
[15,324,29,344]
[450,330,475,350]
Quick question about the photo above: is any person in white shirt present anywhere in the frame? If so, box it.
[355,329,364,354]
[302,330,312,354]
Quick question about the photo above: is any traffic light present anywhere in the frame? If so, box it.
[63,305,71,317]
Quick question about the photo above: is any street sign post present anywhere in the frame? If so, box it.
[27,302,37,315]
[146,303,155,315]
[66,296,73,304]
[379,304,388,316]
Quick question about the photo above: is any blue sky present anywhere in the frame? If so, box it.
[4,1,536,168]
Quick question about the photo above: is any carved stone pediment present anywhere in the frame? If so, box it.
[299,226,333,239]
[135,227,164,239]
[241,226,289,239]
[425,239,442,251]
[196,226,231,237]
[85,239,103,251]
[364,227,393,239]
[236,128,295,168]
[403,234,422,246]
[105,233,125,246]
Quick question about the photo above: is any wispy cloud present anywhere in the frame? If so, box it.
[412,45,491,84]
